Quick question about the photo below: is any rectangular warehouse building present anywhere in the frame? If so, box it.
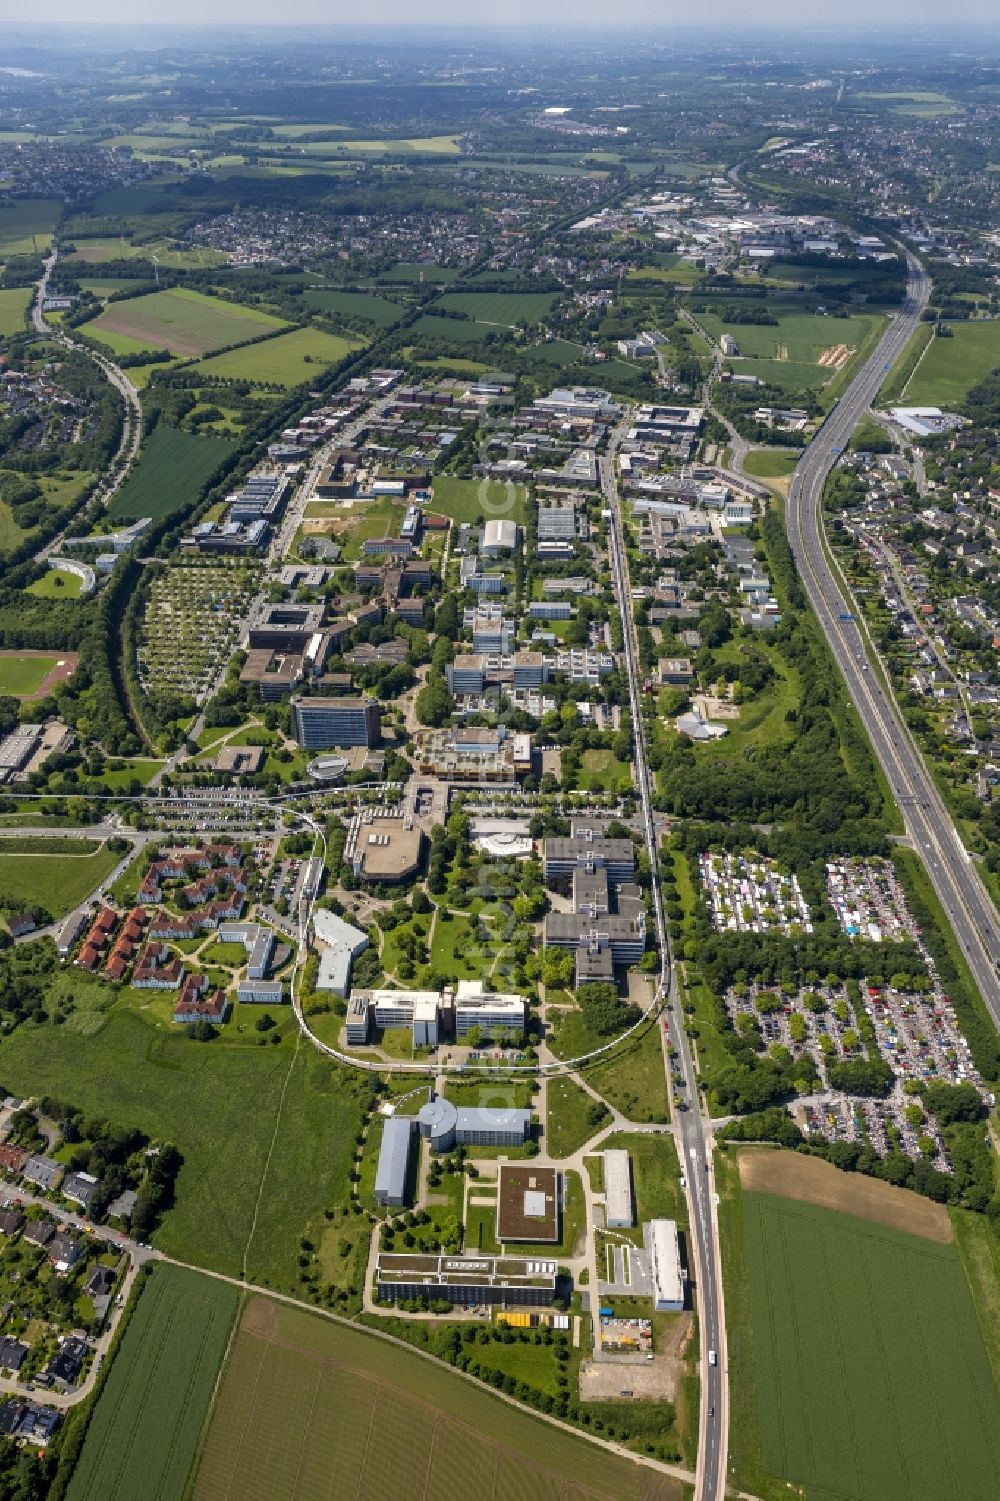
[376,1253,557,1307]
[374,1116,415,1208]
[603,1149,634,1229]
[650,1218,684,1311]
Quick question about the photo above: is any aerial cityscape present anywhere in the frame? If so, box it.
[0,17,997,1501]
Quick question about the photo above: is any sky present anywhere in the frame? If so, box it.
[0,5,996,28]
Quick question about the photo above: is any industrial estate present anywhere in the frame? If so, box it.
[0,20,996,1501]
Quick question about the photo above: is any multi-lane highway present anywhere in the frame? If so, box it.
[787,252,1000,1024]
[601,426,728,1501]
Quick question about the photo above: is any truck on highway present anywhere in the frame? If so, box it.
[708,1349,717,1366]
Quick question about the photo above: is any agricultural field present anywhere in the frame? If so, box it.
[902,320,1000,409]
[191,1296,680,1501]
[0,287,32,337]
[193,326,361,386]
[436,291,559,326]
[0,840,120,919]
[731,1181,1000,1501]
[301,287,404,326]
[0,197,61,255]
[136,558,261,706]
[429,475,529,526]
[702,308,876,367]
[65,236,229,269]
[108,424,236,523]
[81,287,288,358]
[410,313,498,346]
[65,1265,239,1501]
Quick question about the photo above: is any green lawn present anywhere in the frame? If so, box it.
[584,1023,669,1123]
[429,475,529,526]
[546,1073,609,1158]
[735,1187,1000,1501]
[108,425,235,523]
[903,321,1000,408]
[194,326,362,386]
[0,288,32,337]
[0,1016,365,1288]
[742,449,800,479]
[0,652,60,696]
[66,1264,239,1501]
[0,842,120,918]
[578,748,633,793]
[82,287,288,358]
[27,566,87,599]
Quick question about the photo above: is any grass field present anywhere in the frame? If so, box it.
[0,197,61,255]
[737,1188,1000,1501]
[601,1132,687,1230]
[584,1024,669,1123]
[578,748,633,793]
[0,288,32,336]
[546,1074,607,1158]
[27,566,87,599]
[66,236,228,269]
[108,425,236,523]
[302,287,403,326]
[742,449,800,478]
[192,1295,681,1501]
[0,841,120,918]
[194,326,361,386]
[903,320,1000,408]
[725,357,830,394]
[430,475,529,526]
[0,652,60,696]
[66,1264,238,1501]
[410,313,497,345]
[702,309,875,366]
[0,1016,364,1286]
[82,287,288,358]
[436,291,558,326]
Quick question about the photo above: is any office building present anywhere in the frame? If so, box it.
[374,1116,415,1208]
[417,1094,532,1154]
[291,696,381,750]
[375,1252,557,1307]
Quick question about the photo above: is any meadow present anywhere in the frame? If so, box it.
[700,308,875,364]
[742,449,800,479]
[0,288,32,337]
[436,291,559,326]
[0,197,61,255]
[583,1024,669,1124]
[302,287,403,326]
[194,326,361,386]
[739,1189,1000,1501]
[65,1265,239,1501]
[578,748,633,793]
[0,1014,365,1286]
[0,841,120,918]
[108,424,236,522]
[429,475,529,525]
[191,1296,679,1501]
[546,1073,605,1158]
[66,236,228,269]
[82,287,288,358]
[903,320,1000,408]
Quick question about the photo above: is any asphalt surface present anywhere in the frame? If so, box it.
[600,429,728,1501]
[786,253,1000,1025]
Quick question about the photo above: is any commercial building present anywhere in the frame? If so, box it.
[603,1149,634,1229]
[650,1219,685,1311]
[375,1252,557,1307]
[374,1116,415,1208]
[249,603,324,654]
[497,1165,560,1244]
[291,696,381,750]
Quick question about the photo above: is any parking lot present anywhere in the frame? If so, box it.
[700,849,813,935]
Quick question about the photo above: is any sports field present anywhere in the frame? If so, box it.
[302,287,403,326]
[0,288,32,337]
[192,1296,681,1501]
[429,475,529,525]
[0,197,61,255]
[194,326,361,386]
[0,651,61,696]
[437,291,559,326]
[0,841,120,917]
[108,424,235,522]
[82,288,288,358]
[903,320,1000,408]
[66,1265,239,1501]
[741,1190,1000,1501]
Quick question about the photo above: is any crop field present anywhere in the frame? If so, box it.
[740,1190,1000,1501]
[82,288,288,358]
[0,197,61,255]
[430,475,529,525]
[0,841,120,918]
[66,1265,239,1501]
[192,1296,681,1501]
[194,326,361,386]
[0,288,32,336]
[903,320,1000,408]
[108,425,235,523]
[410,313,496,345]
[137,558,261,705]
[436,291,559,326]
[302,287,403,326]
[737,1147,953,1241]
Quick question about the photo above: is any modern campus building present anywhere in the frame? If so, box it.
[496,1165,560,1244]
[312,908,370,999]
[416,1094,532,1154]
[345,981,527,1048]
[375,1253,558,1307]
[650,1219,685,1311]
[374,1116,415,1208]
[543,832,636,884]
[603,1150,634,1229]
[291,696,382,750]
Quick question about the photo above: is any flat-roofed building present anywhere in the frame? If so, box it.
[651,1218,685,1311]
[497,1165,560,1244]
[291,696,381,750]
[313,908,370,999]
[573,866,610,918]
[543,834,635,883]
[417,1093,531,1154]
[374,1116,415,1208]
[603,1149,634,1229]
[376,1252,557,1307]
[348,815,424,884]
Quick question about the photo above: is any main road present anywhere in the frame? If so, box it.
[787,251,1000,1023]
[600,424,728,1501]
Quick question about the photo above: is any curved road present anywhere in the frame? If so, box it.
[787,251,1000,1020]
